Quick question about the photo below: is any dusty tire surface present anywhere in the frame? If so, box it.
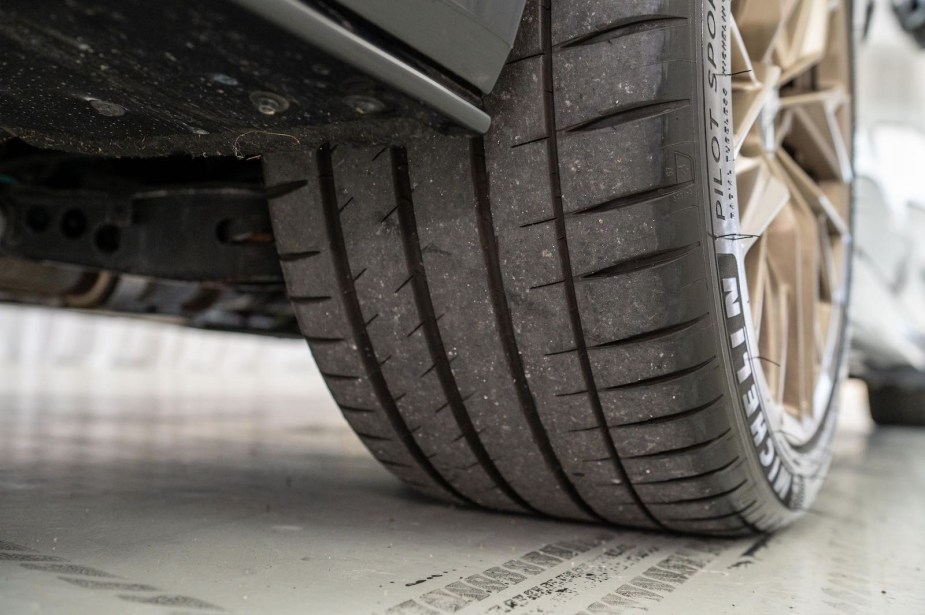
[263,0,849,535]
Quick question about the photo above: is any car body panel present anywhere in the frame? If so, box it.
[334,0,525,92]
[0,0,507,158]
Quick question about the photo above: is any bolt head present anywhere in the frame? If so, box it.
[249,91,290,116]
[344,95,386,115]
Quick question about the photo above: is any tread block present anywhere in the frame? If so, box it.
[564,197,701,287]
[485,57,547,149]
[510,0,542,61]
[588,319,717,391]
[635,459,746,503]
[598,360,725,429]
[333,145,525,513]
[280,252,337,298]
[551,0,691,47]
[485,141,556,231]
[573,245,710,347]
[553,56,693,131]
[611,397,730,458]
[290,298,348,339]
[651,482,759,521]
[266,190,327,255]
[407,136,592,519]
[557,129,697,215]
[623,431,739,483]
[539,398,643,513]
[264,152,329,268]
[496,234,576,352]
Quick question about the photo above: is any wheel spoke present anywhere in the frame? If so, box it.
[817,215,836,303]
[736,155,791,252]
[733,0,787,64]
[774,0,831,83]
[733,64,782,157]
[780,88,853,183]
[777,148,850,236]
[745,235,769,338]
[758,257,789,405]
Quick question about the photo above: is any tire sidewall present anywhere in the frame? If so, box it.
[694,0,850,528]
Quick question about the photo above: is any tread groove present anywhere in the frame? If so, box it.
[559,15,688,48]
[580,244,700,280]
[278,250,321,262]
[649,479,748,506]
[519,216,557,229]
[616,394,724,427]
[353,431,392,442]
[265,179,309,199]
[571,181,695,217]
[604,357,717,392]
[392,146,535,514]
[511,135,550,150]
[541,0,664,530]
[319,372,362,382]
[406,321,426,338]
[624,428,733,460]
[304,336,346,345]
[395,275,414,294]
[315,143,471,505]
[378,459,413,469]
[472,138,601,521]
[547,313,710,356]
[507,51,544,66]
[593,313,711,349]
[380,204,399,223]
[636,457,741,485]
[563,100,690,133]
[556,357,716,397]
[340,406,377,414]
[664,505,755,521]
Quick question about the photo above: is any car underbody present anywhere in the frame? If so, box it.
[0,0,524,334]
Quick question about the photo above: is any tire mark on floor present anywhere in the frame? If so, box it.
[385,534,616,614]
[577,541,726,613]
[1,538,225,612]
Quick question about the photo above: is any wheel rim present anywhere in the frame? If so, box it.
[731,0,853,445]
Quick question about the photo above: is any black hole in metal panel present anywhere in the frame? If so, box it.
[94,224,121,254]
[61,209,88,239]
[26,206,51,233]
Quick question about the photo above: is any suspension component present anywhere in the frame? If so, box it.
[0,184,283,283]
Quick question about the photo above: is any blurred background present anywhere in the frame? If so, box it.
[0,301,312,376]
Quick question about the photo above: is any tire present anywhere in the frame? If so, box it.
[867,371,925,426]
[869,386,925,426]
[263,0,854,535]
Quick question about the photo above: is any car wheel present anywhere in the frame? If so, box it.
[263,0,856,534]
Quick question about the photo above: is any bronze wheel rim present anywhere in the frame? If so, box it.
[731,0,853,444]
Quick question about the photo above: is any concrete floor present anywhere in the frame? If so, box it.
[0,369,923,614]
